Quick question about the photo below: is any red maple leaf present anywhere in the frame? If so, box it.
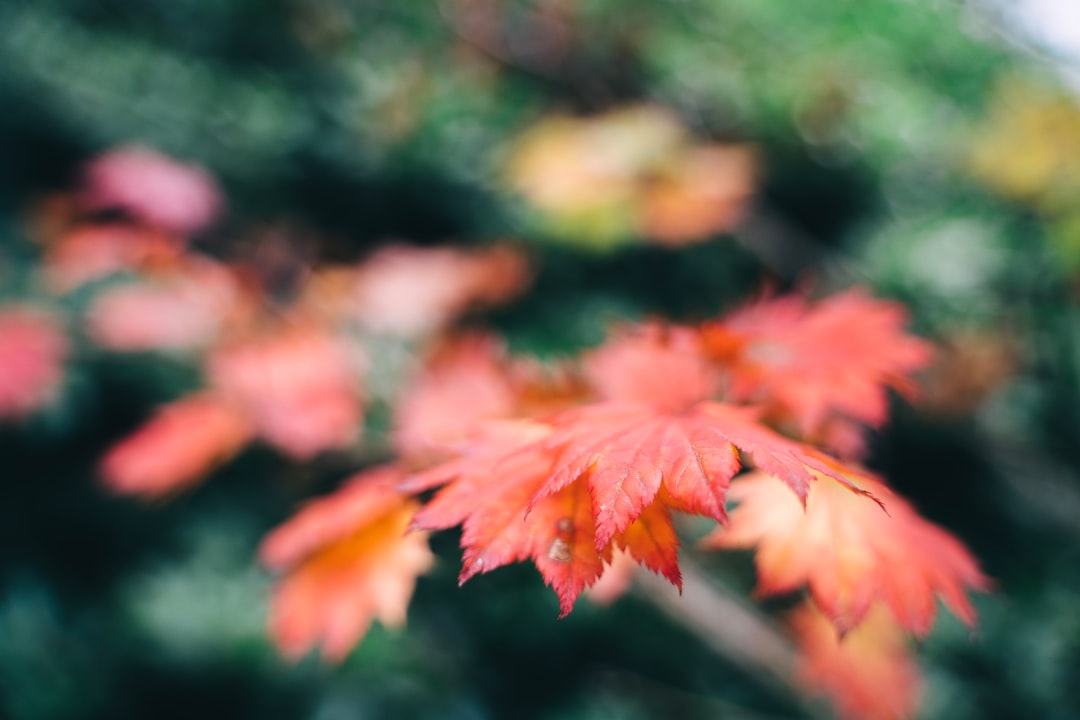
[409,421,571,589]
[704,289,933,441]
[100,393,252,497]
[703,469,989,635]
[412,325,872,615]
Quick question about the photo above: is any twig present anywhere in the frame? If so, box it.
[631,558,830,719]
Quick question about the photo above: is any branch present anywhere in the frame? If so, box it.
[631,558,830,719]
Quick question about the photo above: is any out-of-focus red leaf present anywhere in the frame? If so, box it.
[86,259,241,352]
[393,334,518,459]
[790,601,922,720]
[208,325,363,459]
[393,332,589,462]
[704,289,933,439]
[260,467,433,662]
[0,306,68,420]
[100,393,253,497]
[41,224,182,293]
[80,146,222,235]
[350,244,530,336]
[703,470,989,635]
[582,323,718,409]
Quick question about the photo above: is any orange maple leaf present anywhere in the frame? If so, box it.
[638,144,757,246]
[411,326,871,615]
[100,393,252,497]
[703,469,989,635]
[260,466,434,662]
[789,601,922,720]
[704,289,933,441]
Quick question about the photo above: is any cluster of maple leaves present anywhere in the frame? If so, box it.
[0,141,990,720]
[253,293,988,720]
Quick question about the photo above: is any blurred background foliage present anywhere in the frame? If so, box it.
[3,0,1080,718]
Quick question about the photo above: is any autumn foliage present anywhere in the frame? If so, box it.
[4,138,991,720]
[704,470,989,635]
[265,289,982,718]
[260,467,434,662]
[790,602,923,720]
